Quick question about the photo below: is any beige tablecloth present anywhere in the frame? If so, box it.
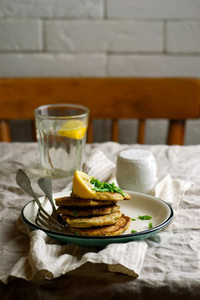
[0,142,200,300]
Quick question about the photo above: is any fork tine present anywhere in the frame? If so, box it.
[35,196,64,226]
[35,205,65,232]
[36,208,50,224]
[36,212,62,231]
[36,216,52,230]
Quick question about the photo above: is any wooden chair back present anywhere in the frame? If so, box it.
[0,78,200,144]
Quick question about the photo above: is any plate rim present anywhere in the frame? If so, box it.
[21,191,174,241]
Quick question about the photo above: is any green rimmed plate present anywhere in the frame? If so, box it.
[21,190,174,247]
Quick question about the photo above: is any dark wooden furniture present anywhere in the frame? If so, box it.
[0,78,200,144]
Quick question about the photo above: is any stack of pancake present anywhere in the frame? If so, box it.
[55,191,131,236]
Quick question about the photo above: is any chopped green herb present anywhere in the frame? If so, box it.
[148,222,153,229]
[138,215,152,220]
[131,218,137,221]
[73,210,78,217]
[90,178,126,196]
[131,230,137,233]
[75,232,80,236]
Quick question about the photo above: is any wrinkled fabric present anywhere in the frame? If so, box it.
[0,142,200,300]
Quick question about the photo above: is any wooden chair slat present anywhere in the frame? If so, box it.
[111,119,118,142]
[31,120,37,142]
[167,120,185,145]
[0,78,199,119]
[87,119,93,143]
[0,120,11,142]
[137,119,146,144]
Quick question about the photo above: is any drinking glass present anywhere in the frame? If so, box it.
[34,104,89,177]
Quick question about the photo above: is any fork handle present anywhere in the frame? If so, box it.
[16,169,61,226]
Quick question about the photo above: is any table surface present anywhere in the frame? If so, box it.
[0,142,200,300]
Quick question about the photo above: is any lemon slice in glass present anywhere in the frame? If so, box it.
[73,170,96,199]
[57,120,87,140]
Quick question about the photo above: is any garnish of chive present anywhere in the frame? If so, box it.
[149,222,153,229]
[90,178,126,196]
[131,218,137,221]
[131,230,137,233]
[138,215,152,220]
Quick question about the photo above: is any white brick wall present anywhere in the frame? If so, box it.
[0,19,42,51]
[0,0,200,78]
[0,0,200,144]
[45,21,163,53]
[0,54,106,77]
[0,0,104,18]
[108,55,200,77]
[166,22,200,53]
[107,0,200,19]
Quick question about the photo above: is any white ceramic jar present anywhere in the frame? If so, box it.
[116,149,157,194]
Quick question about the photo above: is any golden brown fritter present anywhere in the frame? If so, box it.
[69,214,131,236]
[55,196,116,207]
[63,211,122,228]
[57,204,120,217]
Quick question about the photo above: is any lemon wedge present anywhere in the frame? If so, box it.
[73,170,96,199]
[57,120,87,140]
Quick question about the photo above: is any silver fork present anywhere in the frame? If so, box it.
[16,169,65,232]
[37,177,66,226]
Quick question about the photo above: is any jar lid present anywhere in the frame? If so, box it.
[119,149,154,162]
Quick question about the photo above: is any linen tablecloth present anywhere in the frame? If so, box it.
[0,142,200,300]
